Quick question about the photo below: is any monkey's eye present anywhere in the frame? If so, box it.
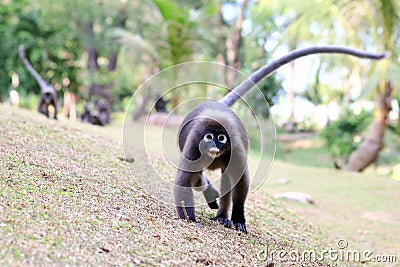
[218,134,227,144]
[203,133,214,141]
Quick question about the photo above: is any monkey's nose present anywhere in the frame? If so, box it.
[208,147,220,155]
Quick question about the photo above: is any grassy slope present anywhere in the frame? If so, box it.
[0,105,332,266]
[264,161,400,257]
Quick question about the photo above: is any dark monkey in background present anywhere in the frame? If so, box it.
[19,45,59,119]
[173,46,389,234]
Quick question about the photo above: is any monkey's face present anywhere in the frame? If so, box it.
[201,131,230,158]
[43,92,54,104]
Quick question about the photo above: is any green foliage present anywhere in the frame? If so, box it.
[320,109,372,163]
[0,0,81,100]
[243,5,284,118]
[151,0,200,67]
[246,75,282,119]
[387,96,400,136]
[19,92,40,110]
[359,60,400,100]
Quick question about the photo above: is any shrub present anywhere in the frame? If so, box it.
[320,109,371,166]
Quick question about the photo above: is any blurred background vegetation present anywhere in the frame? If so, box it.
[1,0,399,174]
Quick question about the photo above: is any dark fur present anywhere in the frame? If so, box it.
[18,45,59,120]
[89,98,111,126]
[174,46,387,234]
[80,99,111,126]
[38,86,58,119]
[155,95,169,113]
[174,101,250,233]
[80,104,91,123]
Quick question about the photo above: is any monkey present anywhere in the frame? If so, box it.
[80,103,92,123]
[18,45,59,120]
[80,99,111,126]
[37,86,58,119]
[173,45,389,234]
[155,94,169,113]
[175,101,249,233]
[89,98,111,126]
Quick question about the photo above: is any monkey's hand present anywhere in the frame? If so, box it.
[211,215,232,228]
[203,185,220,209]
[233,222,247,234]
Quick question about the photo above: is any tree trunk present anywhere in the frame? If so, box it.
[84,21,104,101]
[288,60,295,120]
[107,7,127,73]
[133,64,159,121]
[224,0,248,88]
[87,7,127,103]
[63,91,77,120]
[133,86,152,121]
[343,81,393,171]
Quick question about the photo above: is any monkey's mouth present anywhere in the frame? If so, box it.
[208,147,222,158]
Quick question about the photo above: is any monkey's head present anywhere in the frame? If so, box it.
[198,120,231,159]
[94,99,110,112]
[43,92,54,104]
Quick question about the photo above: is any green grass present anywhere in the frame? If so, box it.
[262,161,400,260]
[278,145,333,168]
[3,104,399,266]
[246,127,399,265]
[275,133,334,168]
[0,105,334,266]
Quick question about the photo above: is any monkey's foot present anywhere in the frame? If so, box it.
[211,216,232,228]
[233,222,247,234]
[176,206,196,222]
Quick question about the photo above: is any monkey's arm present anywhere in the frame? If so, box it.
[221,46,390,106]
[37,101,49,117]
[52,98,58,120]
[230,168,250,234]
[18,45,48,90]
[201,176,219,209]
[174,170,197,221]
[211,172,232,228]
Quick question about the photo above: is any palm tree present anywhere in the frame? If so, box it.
[259,0,399,171]
[343,0,400,171]
[111,0,202,112]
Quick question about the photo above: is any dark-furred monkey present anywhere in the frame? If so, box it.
[174,46,388,234]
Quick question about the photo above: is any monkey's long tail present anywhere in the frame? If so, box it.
[18,45,48,90]
[220,45,390,107]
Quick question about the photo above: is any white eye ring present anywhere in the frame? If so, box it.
[203,133,214,141]
[218,134,227,144]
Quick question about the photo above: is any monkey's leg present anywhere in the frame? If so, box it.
[198,174,219,209]
[52,100,58,120]
[192,173,219,209]
[211,172,232,228]
[174,170,199,222]
[38,103,49,118]
[231,169,250,234]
